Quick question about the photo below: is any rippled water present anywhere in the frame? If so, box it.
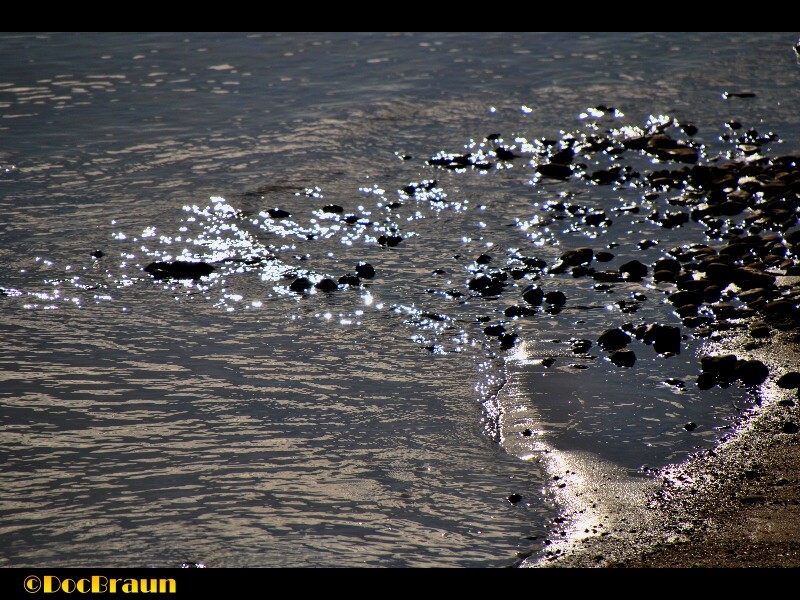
[1,32,799,567]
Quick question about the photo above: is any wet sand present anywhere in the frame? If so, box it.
[523,329,800,568]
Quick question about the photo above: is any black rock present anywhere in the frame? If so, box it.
[322,204,344,213]
[735,359,769,386]
[610,350,636,367]
[697,372,718,390]
[378,235,403,247]
[338,274,361,286]
[597,328,631,351]
[500,333,518,350]
[484,324,506,337]
[595,251,614,262]
[508,493,523,505]
[643,324,681,354]
[505,305,537,318]
[777,372,800,389]
[144,260,215,280]
[314,278,338,292]
[289,277,313,293]
[782,422,799,434]
[684,422,697,431]
[476,253,492,265]
[537,163,573,179]
[571,339,592,354]
[701,354,738,375]
[522,284,544,306]
[560,248,594,266]
[355,262,375,279]
[545,291,567,306]
[91,250,105,259]
[619,259,648,280]
[268,208,291,218]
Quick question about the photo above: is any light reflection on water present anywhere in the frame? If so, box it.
[1,32,799,567]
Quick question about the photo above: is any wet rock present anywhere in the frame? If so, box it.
[289,277,313,293]
[638,240,658,250]
[91,249,105,259]
[545,291,567,306]
[643,324,681,354]
[684,422,697,431]
[777,372,800,389]
[522,285,544,306]
[735,359,769,386]
[597,328,632,351]
[144,260,215,280]
[484,324,506,337]
[560,248,594,266]
[355,262,375,279]
[654,257,682,275]
[697,372,718,390]
[505,305,537,318]
[508,493,523,504]
[378,234,403,247]
[500,333,518,350]
[475,253,492,265]
[610,350,636,367]
[541,358,556,368]
[592,270,623,283]
[595,251,614,262]
[537,163,573,179]
[495,147,517,160]
[668,290,702,308]
[701,354,738,375]
[522,429,533,437]
[782,422,799,434]
[468,274,505,296]
[619,259,648,280]
[314,278,338,292]
[571,339,593,354]
[338,274,361,286]
[268,208,291,218]
[322,204,344,214]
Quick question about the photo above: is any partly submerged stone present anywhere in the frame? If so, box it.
[144,260,215,280]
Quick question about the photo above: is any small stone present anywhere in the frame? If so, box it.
[595,251,614,262]
[508,493,523,504]
[696,372,718,390]
[314,278,338,292]
[322,204,344,213]
[545,291,567,306]
[684,422,697,431]
[268,208,291,218]
[560,248,594,266]
[484,324,506,337]
[619,259,648,280]
[355,262,375,279]
[289,277,313,293]
[735,359,769,386]
[610,350,636,368]
[597,328,632,351]
[522,285,544,306]
[377,235,402,247]
[91,250,105,259]
[777,372,800,389]
[782,422,799,434]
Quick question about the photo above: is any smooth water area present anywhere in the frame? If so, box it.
[1,32,799,567]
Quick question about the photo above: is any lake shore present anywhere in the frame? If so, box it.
[524,329,800,568]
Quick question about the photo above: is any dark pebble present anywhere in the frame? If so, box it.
[597,328,632,351]
[777,372,800,389]
[701,354,738,375]
[91,250,105,259]
[735,359,769,386]
[338,274,361,286]
[560,248,594,266]
[541,358,556,368]
[643,324,681,354]
[378,235,403,247]
[289,277,313,293]
[144,260,215,280]
[476,254,492,265]
[595,251,614,262]
[484,324,506,337]
[314,278,338,292]
[610,350,636,368]
[268,208,291,218]
[522,285,544,306]
[508,493,523,504]
[619,260,648,280]
[697,372,718,390]
[545,291,567,306]
[571,339,593,354]
[355,262,375,279]
[322,204,344,213]
[537,163,573,179]
[522,429,533,437]
[505,305,537,318]
[684,422,697,431]
[782,422,799,434]
[500,333,518,349]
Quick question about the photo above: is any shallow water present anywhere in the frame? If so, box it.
[1,32,799,567]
